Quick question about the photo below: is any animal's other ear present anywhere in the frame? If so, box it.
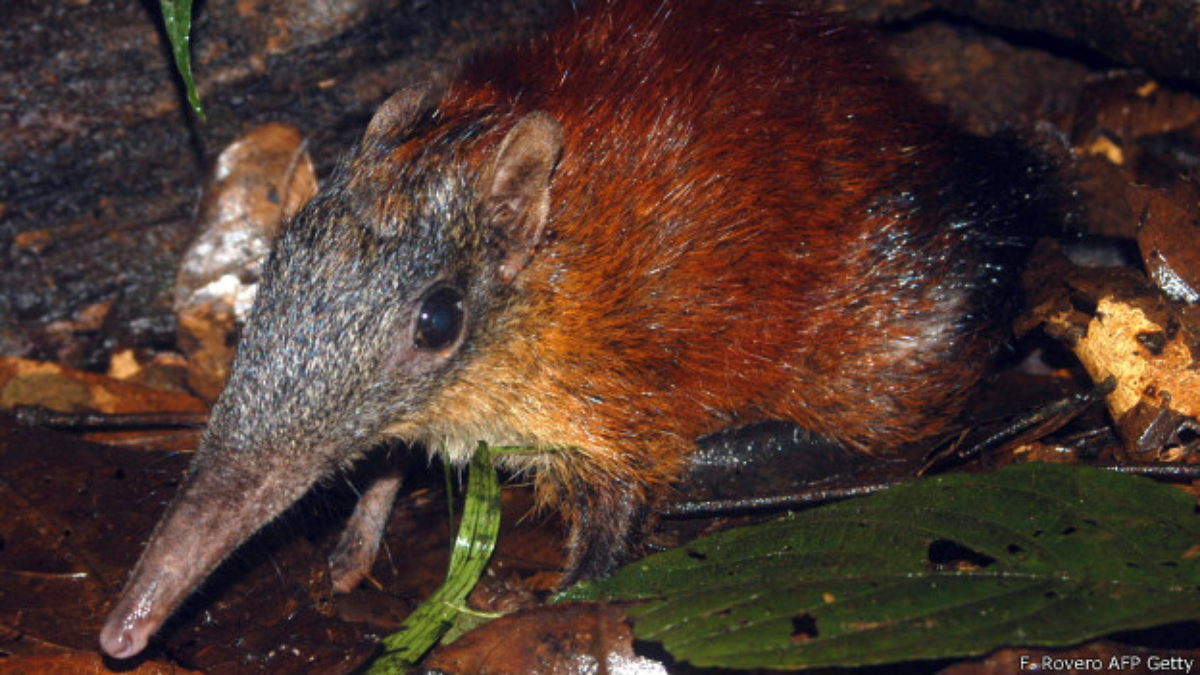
[364,85,429,143]
[482,111,564,283]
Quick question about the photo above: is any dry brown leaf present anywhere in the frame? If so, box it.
[0,356,205,416]
[1021,242,1200,455]
[424,603,667,675]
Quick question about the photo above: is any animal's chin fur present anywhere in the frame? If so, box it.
[382,403,579,502]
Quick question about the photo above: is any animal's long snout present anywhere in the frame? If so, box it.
[99,450,319,659]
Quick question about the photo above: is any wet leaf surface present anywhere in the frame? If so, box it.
[563,464,1200,670]
[1136,180,1200,305]
[0,652,203,675]
[0,416,182,656]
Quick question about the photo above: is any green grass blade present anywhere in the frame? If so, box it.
[366,443,502,674]
[159,0,205,120]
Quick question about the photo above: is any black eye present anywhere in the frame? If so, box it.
[414,286,465,351]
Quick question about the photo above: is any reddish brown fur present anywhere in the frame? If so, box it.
[383,1,1018,551]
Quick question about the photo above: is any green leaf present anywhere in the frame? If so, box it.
[365,443,502,674]
[560,463,1200,669]
[159,0,205,120]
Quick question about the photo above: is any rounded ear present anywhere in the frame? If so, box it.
[482,111,564,283]
[364,85,430,143]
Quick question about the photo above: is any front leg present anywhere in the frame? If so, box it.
[559,477,651,587]
[329,463,405,594]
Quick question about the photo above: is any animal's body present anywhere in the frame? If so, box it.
[100,0,1050,659]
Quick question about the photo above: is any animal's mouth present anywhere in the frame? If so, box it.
[100,575,167,659]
